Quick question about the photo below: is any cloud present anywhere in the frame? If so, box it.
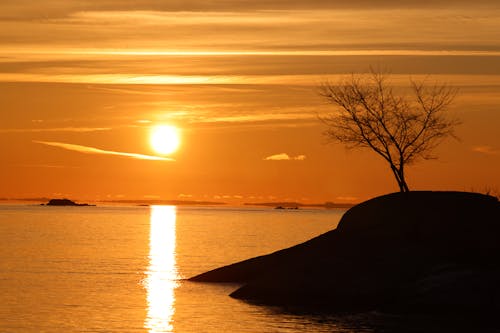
[3,7,500,64]
[264,153,306,161]
[33,140,174,161]
[264,153,291,160]
[472,145,499,155]
[0,0,498,20]
[199,112,316,124]
[0,127,111,133]
[2,6,500,88]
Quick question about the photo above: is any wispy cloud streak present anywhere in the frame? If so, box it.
[34,140,174,161]
[1,127,111,133]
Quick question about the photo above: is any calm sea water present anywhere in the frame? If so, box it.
[0,205,495,332]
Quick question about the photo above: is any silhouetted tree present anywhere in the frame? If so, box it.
[319,71,459,192]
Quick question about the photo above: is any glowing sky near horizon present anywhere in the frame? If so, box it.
[1,0,499,203]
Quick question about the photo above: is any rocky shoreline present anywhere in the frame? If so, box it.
[190,191,500,314]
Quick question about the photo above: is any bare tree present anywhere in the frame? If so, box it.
[319,70,459,193]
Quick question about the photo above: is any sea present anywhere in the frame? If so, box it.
[0,204,496,333]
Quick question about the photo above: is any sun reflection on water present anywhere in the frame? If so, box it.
[145,205,178,333]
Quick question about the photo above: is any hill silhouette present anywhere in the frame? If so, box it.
[190,191,500,313]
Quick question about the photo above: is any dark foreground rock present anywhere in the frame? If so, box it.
[44,198,94,206]
[190,191,500,314]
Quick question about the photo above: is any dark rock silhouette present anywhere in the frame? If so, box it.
[190,191,500,314]
[44,198,94,206]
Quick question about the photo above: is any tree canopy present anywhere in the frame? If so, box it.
[319,71,459,192]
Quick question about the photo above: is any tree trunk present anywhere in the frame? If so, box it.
[399,165,410,192]
[397,167,410,193]
[391,164,410,193]
[390,165,404,192]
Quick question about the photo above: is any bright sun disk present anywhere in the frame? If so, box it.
[150,125,180,155]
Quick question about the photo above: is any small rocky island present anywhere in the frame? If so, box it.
[190,191,500,314]
[43,199,94,206]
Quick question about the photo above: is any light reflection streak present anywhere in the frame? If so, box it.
[145,206,178,333]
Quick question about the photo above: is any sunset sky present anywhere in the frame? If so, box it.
[1,0,499,203]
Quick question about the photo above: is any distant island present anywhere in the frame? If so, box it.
[43,199,95,206]
[192,191,500,314]
[245,201,355,209]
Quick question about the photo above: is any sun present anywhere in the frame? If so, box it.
[150,125,181,155]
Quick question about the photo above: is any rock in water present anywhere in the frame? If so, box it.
[189,191,500,313]
[45,198,92,206]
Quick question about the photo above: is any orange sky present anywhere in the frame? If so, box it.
[1,1,499,203]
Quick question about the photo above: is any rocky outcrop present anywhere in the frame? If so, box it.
[190,191,500,313]
[44,199,94,206]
